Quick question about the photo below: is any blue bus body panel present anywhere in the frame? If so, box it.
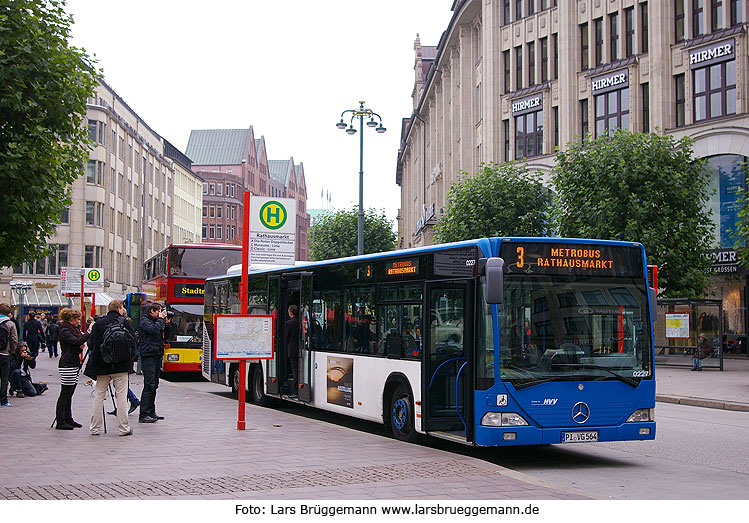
[474,378,656,446]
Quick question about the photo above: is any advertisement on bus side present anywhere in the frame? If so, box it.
[326,356,354,408]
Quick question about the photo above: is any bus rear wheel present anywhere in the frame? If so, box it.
[390,384,419,443]
[230,365,240,397]
[251,365,269,406]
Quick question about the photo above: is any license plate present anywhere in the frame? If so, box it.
[561,431,599,443]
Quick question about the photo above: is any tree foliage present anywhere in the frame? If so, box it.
[552,130,714,297]
[434,162,552,244]
[0,0,99,267]
[309,207,397,261]
[732,163,749,266]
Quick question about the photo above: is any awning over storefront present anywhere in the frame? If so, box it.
[84,292,127,307]
[10,289,70,308]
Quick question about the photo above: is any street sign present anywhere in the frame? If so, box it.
[249,197,297,265]
[60,267,104,293]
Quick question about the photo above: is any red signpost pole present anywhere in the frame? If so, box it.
[237,191,251,430]
[80,268,85,333]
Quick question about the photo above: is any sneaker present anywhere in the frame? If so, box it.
[138,416,158,423]
[119,429,134,437]
[128,400,140,414]
[0,402,12,407]
[153,414,164,420]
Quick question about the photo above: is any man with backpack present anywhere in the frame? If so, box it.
[1,303,19,407]
[45,315,60,358]
[83,300,137,436]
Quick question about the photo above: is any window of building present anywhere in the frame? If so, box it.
[515,109,543,158]
[610,12,619,61]
[504,0,511,24]
[88,120,97,143]
[694,0,705,36]
[85,246,102,268]
[504,50,511,92]
[504,119,510,161]
[553,34,558,79]
[217,183,223,196]
[594,18,604,66]
[217,225,223,240]
[712,0,724,30]
[85,201,103,226]
[581,99,589,139]
[57,244,68,272]
[595,88,630,137]
[541,37,548,82]
[86,160,103,185]
[694,60,736,121]
[541,0,548,9]
[515,46,523,89]
[625,8,635,57]
[515,0,523,21]
[60,206,69,224]
[642,83,650,132]
[731,0,742,24]
[676,0,685,41]
[209,205,215,218]
[217,205,222,219]
[203,206,207,217]
[202,224,207,239]
[230,184,235,198]
[527,0,535,16]
[553,106,559,148]
[209,225,215,239]
[202,182,208,195]
[209,182,215,195]
[581,23,589,70]
[641,3,649,52]
[528,42,536,85]
[676,74,686,126]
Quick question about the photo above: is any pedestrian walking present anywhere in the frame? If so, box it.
[23,313,45,358]
[55,308,91,430]
[693,333,712,371]
[0,303,18,407]
[83,300,137,436]
[46,315,60,358]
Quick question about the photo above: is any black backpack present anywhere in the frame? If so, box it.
[101,317,137,364]
[0,320,10,352]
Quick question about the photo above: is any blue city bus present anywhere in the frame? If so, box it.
[202,237,656,446]
[125,292,146,326]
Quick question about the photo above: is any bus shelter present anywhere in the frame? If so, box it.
[654,299,724,370]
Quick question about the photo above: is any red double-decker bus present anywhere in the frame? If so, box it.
[142,243,242,373]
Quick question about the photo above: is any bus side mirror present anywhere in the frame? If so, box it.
[649,287,657,324]
[484,257,505,304]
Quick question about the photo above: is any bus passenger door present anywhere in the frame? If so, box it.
[298,272,313,403]
[266,276,280,396]
[423,281,474,441]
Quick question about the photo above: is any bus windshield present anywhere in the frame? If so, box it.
[166,304,204,344]
[169,247,242,277]
[499,275,652,387]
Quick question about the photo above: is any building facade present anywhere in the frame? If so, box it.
[0,79,199,314]
[397,0,749,343]
[164,140,204,244]
[187,129,310,260]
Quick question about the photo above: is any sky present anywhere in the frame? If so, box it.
[63,0,455,224]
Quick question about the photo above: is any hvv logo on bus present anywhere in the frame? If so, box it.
[531,398,559,406]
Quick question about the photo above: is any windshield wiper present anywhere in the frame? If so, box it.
[512,377,557,390]
[550,363,639,388]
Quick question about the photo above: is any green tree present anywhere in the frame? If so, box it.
[308,207,396,261]
[732,162,749,265]
[0,0,99,267]
[434,162,552,244]
[552,130,714,297]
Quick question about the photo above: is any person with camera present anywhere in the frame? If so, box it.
[137,303,171,423]
[9,342,40,397]
[83,300,137,436]
[55,308,91,430]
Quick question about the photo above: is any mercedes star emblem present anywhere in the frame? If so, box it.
[571,402,591,424]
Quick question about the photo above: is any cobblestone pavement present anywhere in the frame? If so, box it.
[0,355,589,500]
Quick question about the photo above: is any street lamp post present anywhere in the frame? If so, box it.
[9,280,33,343]
[336,101,386,256]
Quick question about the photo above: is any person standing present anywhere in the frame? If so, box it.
[24,313,44,358]
[284,305,300,398]
[138,303,170,423]
[46,315,60,358]
[693,334,711,371]
[84,300,136,436]
[56,308,91,430]
[0,303,18,407]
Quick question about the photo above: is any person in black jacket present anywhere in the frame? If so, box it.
[46,316,60,358]
[9,343,38,397]
[137,302,170,423]
[55,308,91,429]
[284,305,300,398]
[83,300,136,436]
[24,314,45,358]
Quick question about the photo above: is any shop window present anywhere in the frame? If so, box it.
[595,88,629,137]
[515,109,543,158]
[694,60,736,121]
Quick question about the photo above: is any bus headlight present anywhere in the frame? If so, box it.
[481,412,529,427]
[626,408,654,422]
[166,354,179,362]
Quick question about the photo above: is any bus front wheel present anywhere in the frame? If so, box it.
[252,365,269,407]
[390,384,419,443]
[230,365,240,396]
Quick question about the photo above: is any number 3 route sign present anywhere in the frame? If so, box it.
[248,197,297,265]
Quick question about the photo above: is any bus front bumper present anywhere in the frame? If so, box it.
[473,422,656,447]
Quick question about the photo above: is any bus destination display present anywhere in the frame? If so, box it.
[500,242,642,277]
[385,258,419,278]
[174,283,205,298]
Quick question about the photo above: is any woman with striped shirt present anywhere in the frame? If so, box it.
[55,308,91,430]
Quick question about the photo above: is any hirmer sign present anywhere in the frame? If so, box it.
[689,39,734,69]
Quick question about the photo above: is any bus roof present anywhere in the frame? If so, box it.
[211,237,644,281]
